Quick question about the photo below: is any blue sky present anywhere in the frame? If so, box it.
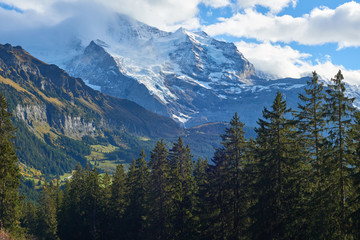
[0,0,360,83]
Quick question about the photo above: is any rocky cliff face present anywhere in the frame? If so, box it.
[63,115,96,138]
[15,104,47,124]
[15,104,97,138]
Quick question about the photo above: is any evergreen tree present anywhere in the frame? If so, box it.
[99,172,112,240]
[36,182,59,240]
[193,157,212,240]
[296,71,328,238]
[0,94,21,232]
[109,164,128,239]
[324,70,355,238]
[125,151,150,240]
[58,164,86,240]
[148,140,172,240]
[168,137,198,240]
[21,201,37,237]
[251,91,304,240]
[208,148,229,240]
[207,113,251,240]
[347,111,360,238]
[297,71,326,168]
[83,167,102,240]
[220,113,249,239]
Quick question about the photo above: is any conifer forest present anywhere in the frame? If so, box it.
[2,70,360,239]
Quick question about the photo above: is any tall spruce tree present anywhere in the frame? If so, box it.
[209,148,230,240]
[346,111,360,238]
[168,137,198,240]
[251,91,304,240]
[36,182,59,240]
[297,71,326,168]
[325,70,355,238]
[58,164,87,240]
[109,164,128,239]
[220,113,248,239]
[0,94,21,232]
[296,71,328,238]
[193,157,212,239]
[148,140,172,240]
[125,151,150,240]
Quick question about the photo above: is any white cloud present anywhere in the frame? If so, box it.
[236,0,297,13]
[204,1,360,48]
[1,0,360,87]
[236,41,360,85]
[202,0,231,8]
[0,0,202,31]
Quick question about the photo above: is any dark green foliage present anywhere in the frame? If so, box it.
[207,113,250,240]
[295,71,328,238]
[251,92,305,240]
[0,94,21,232]
[19,177,41,203]
[168,137,198,240]
[36,182,60,240]
[125,151,150,240]
[148,140,172,240]
[108,164,128,239]
[15,120,84,177]
[324,70,355,238]
[5,70,360,240]
[21,201,37,237]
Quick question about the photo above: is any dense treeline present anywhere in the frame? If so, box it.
[2,70,360,239]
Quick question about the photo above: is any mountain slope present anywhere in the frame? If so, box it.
[0,43,183,178]
[63,15,308,127]
[0,43,182,138]
[3,14,360,127]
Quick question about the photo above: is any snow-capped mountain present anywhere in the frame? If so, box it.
[4,14,346,127]
[59,14,311,127]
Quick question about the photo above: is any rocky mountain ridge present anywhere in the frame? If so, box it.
[63,15,310,127]
[0,43,183,177]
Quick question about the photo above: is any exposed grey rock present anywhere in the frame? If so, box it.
[63,115,96,138]
[15,104,97,138]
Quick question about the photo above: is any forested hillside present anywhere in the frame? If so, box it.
[2,70,360,239]
[0,43,183,181]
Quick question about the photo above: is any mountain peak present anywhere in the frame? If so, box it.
[65,18,257,126]
[0,43,182,138]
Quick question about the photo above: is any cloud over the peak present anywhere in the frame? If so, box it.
[0,0,203,31]
[236,41,360,85]
[205,1,360,48]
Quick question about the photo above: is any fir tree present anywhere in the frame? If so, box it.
[109,164,128,239]
[193,157,212,239]
[58,164,86,240]
[168,137,198,240]
[296,71,328,238]
[99,172,112,240]
[347,111,360,238]
[36,182,59,240]
[125,151,150,240]
[148,140,172,240]
[220,113,249,239]
[324,70,355,238]
[0,94,21,232]
[208,148,229,240]
[251,91,303,240]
